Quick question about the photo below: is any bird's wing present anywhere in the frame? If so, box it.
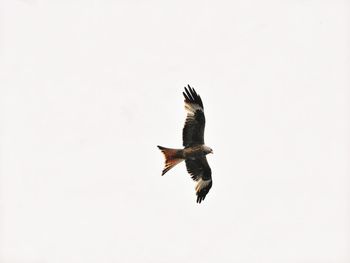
[185,157,212,203]
[182,85,205,147]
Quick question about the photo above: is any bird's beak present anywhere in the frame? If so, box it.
[211,150,214,154]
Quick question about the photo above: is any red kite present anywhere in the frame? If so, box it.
[157,85,213,203]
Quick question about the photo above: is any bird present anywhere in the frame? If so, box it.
[157,85,213,203]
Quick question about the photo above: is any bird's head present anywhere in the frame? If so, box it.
[203,145,213,154]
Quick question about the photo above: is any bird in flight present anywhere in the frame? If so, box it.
[157,85,213,203]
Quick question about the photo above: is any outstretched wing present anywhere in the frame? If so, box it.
[185,157,212,203]
[182,85,205,147]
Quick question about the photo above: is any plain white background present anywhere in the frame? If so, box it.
[0,0,349,262]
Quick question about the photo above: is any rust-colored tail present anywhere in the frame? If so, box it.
[157,146,184,175]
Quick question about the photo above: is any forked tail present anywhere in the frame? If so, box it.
[157,146,184,175]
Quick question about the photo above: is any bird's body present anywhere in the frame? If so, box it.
[157,85,213,203]
[183,145,212,158]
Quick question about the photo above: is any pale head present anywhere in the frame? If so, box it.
[203,145,213,154]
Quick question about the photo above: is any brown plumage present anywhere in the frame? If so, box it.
[157,85,213,203]
[157,146,183,175]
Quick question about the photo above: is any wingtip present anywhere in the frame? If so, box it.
[182,85,203,109]
[198,196,207,203]
[184,86,194,101]
[182,91,189,102]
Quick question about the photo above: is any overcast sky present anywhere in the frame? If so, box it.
[0,0,349,262]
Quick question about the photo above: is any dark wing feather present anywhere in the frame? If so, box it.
[185,157,212,203]
[182,85,205,147]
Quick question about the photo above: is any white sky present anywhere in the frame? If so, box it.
[0,0,349,262]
